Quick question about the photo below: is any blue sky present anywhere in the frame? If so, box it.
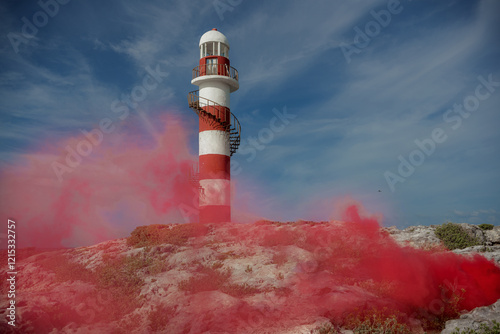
[1,0,499,228]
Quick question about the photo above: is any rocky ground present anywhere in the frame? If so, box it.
[385,224,500,333]
[1,221,499,334]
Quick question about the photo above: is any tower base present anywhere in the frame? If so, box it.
[199,205,230,223]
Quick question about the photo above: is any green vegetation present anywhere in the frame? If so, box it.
[148,304,175,332]
[435,222,481,250]
[451,321,500,334]
[36,252,146,326]
[315,323,339,334]
[38,252,95,283]
[127,223,210,248]
[478,224,494,231]
[343,308,411,334]
[412,285,466,331]
[112,314,141,334]
[95,253,148,294]
[178,265,260,297]
[216,250,243,260]
[37,249,172,325]
[261,228,300,247]
[211,261,224,270]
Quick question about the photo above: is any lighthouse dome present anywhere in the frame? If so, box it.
[199,28,229,49]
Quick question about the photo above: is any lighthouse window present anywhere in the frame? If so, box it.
[201,42,229,58]
[206,58,218,75]
[203,42,216,56]
[221,44,228,57]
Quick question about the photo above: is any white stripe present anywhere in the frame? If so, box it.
[199,84,230,108]
[199,130,230,156]
[199,179,230,206]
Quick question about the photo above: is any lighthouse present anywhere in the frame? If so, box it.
[188,29,241,223]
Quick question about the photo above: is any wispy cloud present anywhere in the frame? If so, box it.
[0,0,498,226]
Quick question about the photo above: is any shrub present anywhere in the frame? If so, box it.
[435,223,481,250]
[127,223,209,248]
[38,252,143,325]
[261,228,299,247]
[178,265,260,297]
[222,282,260,297]
[343,307,411,334]
[314,322,340,334]
[412,284,466,331]
[178,266,231,293]
[148,304,174,332]
[96,253,149,293]
[212,261,224,270]
[112,313,142,334]
[451,320,500,334]
[147,257,169,275]
[478,224,494,231]
[38,252,95,283]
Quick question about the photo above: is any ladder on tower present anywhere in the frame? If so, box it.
[187,90,241,156]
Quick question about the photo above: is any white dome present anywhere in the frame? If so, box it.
[199,29,229,49]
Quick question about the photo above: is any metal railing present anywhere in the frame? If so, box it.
[192,64,239,81]
[187,90,230,123]
[187,90,241,156]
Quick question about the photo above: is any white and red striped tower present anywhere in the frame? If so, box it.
[188,29,241,223]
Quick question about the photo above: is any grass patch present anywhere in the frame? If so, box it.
[414,285,466,331]
[127,223,209,248]
[343,307,411,334]
[178,266,231,294]
[314,323,339,334]
[38,252,95,283]
[222,282,261,298]
[478,224,494,231]
[261,228,300,247]
[178,265,260,297]
[95,253,149,294]
[435,222,481,250]
[216,250,242,260]
[148,304,175,332]
[36,252,147,327]
[451,321,500,334]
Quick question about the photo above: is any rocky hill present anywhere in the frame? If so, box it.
[1,215,499,334]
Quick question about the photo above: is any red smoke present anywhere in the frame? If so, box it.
[1,114,499,333]
[0,115,198,248]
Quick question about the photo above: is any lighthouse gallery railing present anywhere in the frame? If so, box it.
[192,64,239,81]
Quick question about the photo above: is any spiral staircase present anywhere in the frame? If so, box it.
[187,90,241,156]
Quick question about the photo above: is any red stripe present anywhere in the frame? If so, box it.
[199,205,231,223]
[199,154,230,180]
[199,105,230,131]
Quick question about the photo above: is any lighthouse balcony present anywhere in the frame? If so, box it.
[191,64,239,92]
[193,64,238,81]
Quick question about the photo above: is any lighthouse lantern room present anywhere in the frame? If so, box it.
[188,29,241,223]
